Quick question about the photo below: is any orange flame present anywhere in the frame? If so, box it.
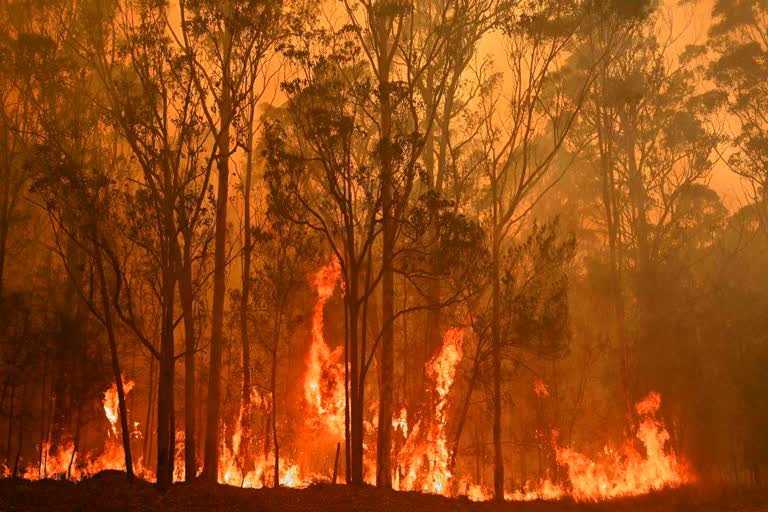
[554,391,689,501]
[19,378,155,481]
[5,272,690,504]
[103,376,135,437]
[533,377,549,398]
[392,407,408,438]
[396,328,464,495]
[304,261,346,438]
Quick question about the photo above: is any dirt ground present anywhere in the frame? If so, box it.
[1,471,766,512]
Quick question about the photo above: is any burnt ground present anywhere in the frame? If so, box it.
[0,471,766,512]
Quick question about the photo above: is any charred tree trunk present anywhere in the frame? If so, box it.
[448,345,481,484]
[179,232,197,480]
[12,384,24,478]
[0,120,11,300]
[622,105,655,401]
[68,391,82,480]
[94,246,134,479]
[144,356,155,465]
[239,107,255,467]
[377,76,395,489]
[156,255,176,489]
[491,222,504,501]
[39,350,48,477]
[344,284,351,484]
[271,342,279,488]
[203,47,232,483]
[5,383,13,463]
[346,266,364,485]
[597,99,631,422]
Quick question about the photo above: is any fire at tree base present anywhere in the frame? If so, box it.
[0,264,690,504]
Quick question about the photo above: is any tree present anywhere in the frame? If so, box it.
[33,149,137,480]
[472,1,597,498]
[708,0,768,238]
[562,0,651,419]
[583,31,718,402]
[264,26,384,482]
[174,0,287,480]
[0,19,36,300]
[338,0,505,487]
[249,209,321,486]
[78,0,217,486]
[413,0,511,382]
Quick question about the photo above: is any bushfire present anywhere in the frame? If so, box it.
[2,263,690,502]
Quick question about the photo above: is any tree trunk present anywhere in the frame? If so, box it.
[377,75,395,489]
[239,107,255,467]
[448,346,481,485]
[179,233,197,480]
[597,97,632,421]
[39,349,48,476]
[203,57,232,482]
[346,269,364,485]
[624,107,653,324]
[144,356,155,465]
[491,226,504,501]
[5,384,13,463]
[271,344,279,488]
[0,120,11,300]
[12,384,24,478]
[344,282,351,484]
[68,391,82,480]
[94,246,134,479]
[156,262,176,489]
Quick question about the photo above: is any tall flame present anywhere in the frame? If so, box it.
[396,328,464,494]
[304,261,346,437]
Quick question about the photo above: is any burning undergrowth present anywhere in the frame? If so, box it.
[1,262,691,503]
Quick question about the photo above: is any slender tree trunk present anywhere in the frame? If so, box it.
[144,356,155,464]
[622,107,655,400]
[448,347,481,483]
[424,83,455,365]
[422,73,439,403]
[39,351,47,477]
[347,269,364,485]
[491,225,504,501]
[597,99,632,421]
[271,344,279,488]
[239,106,255,467]
[377,75,395,489]
[203,50,232,483]
[68,392,82,480]
[12,384,24,478]
[0,210,7,301]
[179,233,197,480]
[6,384,14,463]
[0,121,11,300]
[156,260,176,489]
[344,283,351,484]
[94,246,134,479]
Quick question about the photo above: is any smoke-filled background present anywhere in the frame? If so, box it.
[0,0,766,501]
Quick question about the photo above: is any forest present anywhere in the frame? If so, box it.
[0,0,767,509]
